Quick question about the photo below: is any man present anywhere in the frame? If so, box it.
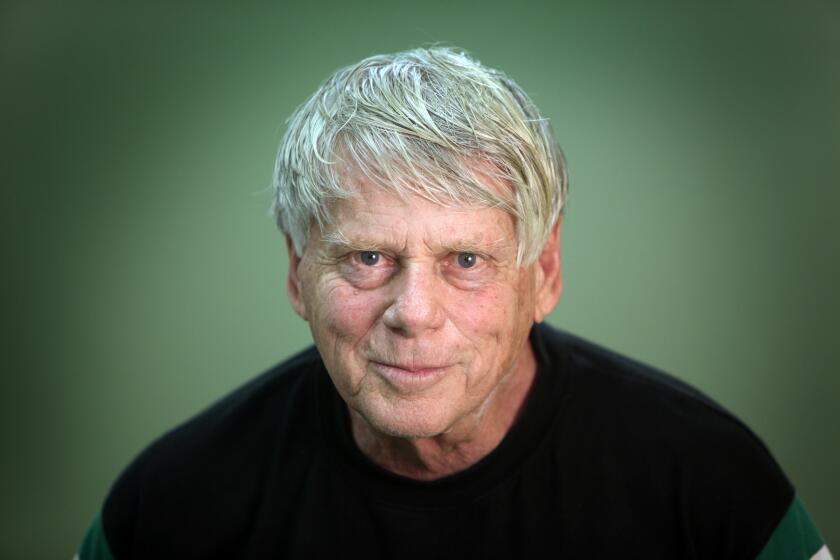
[78,47,831,558]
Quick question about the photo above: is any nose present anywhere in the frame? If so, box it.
[382,263,445,336]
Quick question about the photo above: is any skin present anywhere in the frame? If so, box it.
[286,172,563,480]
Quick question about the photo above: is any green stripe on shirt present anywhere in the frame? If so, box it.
[77,512,115,560]
[757,495,831,560]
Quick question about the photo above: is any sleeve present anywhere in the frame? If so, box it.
[76,512,116,560]
[756,495,832,560]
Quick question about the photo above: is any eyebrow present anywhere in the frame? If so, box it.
[319,228,514,257]
[319,230,401,253]
[433,238,512,255]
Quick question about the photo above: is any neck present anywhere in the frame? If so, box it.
[348,343,537,481]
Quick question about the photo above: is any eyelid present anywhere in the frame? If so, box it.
[449,251,486,270]
[455,249,486,259]
[351,249,394,266]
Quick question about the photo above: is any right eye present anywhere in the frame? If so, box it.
[357,251,381,266]
[341,251,394,289]
[456,252,478,269]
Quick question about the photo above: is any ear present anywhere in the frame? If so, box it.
[285,235,308,320]
[533,219,563,323]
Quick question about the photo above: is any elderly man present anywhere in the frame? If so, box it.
[78,48,830,559]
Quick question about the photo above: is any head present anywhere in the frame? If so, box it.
[272,47,568,438]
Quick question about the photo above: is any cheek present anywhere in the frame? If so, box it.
[445,280,535,378]
[304,284,385,395]
[446,285,519,338]
[308,282,384,339]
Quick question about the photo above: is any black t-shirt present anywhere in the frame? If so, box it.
[87,324,815,559]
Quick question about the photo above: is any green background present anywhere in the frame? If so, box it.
[2,1,838,556]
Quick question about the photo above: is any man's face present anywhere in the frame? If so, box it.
[287,172,560,439]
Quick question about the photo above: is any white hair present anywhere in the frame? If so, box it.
[272,47,568,264]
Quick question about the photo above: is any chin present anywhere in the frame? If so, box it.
[361,400,455,439]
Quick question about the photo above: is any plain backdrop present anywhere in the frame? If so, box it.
[2,0,838,556]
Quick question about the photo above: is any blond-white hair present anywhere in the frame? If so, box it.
[272,47,568,264]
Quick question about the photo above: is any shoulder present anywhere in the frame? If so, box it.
[536,323,783,461]
[101,346,324,558]
[535,323,795,558]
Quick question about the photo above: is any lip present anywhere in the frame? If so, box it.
[369,360,452,392]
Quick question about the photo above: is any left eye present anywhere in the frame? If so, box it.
[456,253,478,269]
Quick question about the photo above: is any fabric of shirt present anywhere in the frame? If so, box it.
[81,324,829,559]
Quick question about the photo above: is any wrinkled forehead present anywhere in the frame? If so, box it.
[328,151,517,213]
[316,183,519,258]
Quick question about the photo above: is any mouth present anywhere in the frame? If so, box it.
[368,360,452,392]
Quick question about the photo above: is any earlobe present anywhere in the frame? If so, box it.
[533,221,563,323]
[286,236,308,320]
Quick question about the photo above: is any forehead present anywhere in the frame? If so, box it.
[320,173,517,251]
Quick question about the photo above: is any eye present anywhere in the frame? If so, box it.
[456,252,478,269]
[358,251,381,266]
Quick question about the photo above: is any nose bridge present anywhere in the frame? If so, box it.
[383,260,444,335]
